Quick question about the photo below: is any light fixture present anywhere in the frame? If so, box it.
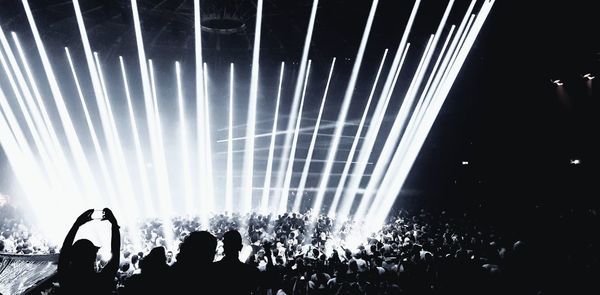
[583,73,595,80]
[551,79,564,86]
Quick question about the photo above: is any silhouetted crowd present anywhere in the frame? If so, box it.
[49,208,530,295]
[3,203,599,294]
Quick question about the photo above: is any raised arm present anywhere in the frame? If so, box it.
[100,208,121,277]
[58,209,94,276]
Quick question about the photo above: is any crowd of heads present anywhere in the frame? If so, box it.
[7,200,597,294]
[0,203,54,255]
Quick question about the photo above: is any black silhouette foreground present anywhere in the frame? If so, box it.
[57,208,120,295]
[34,208,572,294]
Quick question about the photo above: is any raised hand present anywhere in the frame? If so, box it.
[102,208,119,226]
[75,209,94,227]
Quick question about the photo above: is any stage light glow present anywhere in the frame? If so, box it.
[241,0,264,213]
[2,29,80,208]
[148,58,174,215]
[279,60,312,214]
[293,58,336,213]
[366,0,495,233]
[66,47,119,209]
[175,61,194,215]
[0,38,59,192]
[131,0,174,244]
[193,0,212,222]
[119,56,154,214]
[22,0,101,207]
[552,79,564,86]
[570,159,581,165]
[312,0,380,218]
[226,63,235,214]
[0,86,55,237]
[203,62,215,215]
[329,49,388,218]
[95,53,143,248]
[583,73,595,80]
[353,35,436,221]
[274,0,320,212]
[260,62,285,214]
[342,0,422,211]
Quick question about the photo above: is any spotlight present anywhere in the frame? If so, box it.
[583,73,595,80]
[551,79,563,86]
[461,161,469,165]
[569,159,581,165]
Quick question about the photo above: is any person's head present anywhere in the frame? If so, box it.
[177,231,217,265]
[140,246,168,273]
[131,254,139,265]
[120,262,130,273]
[70,239,99,270]
[222,230,243,257]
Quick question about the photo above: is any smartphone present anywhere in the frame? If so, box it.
[91,210,104,220]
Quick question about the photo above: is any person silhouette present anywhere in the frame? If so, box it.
[214,230,260,294]
[122,246,170,294]
[57,208,120,295]
[170,231,218,294]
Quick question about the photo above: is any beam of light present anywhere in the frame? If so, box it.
[342,0,422,210]
[66,47,120,210]
[361,2,477,224]
[0,86,56,238]
[72,0,130,210]
[131,0,174,245]
[226,63,235,214]
[274,0,320,210]
[148,59,175,217]
[293,58,336,213]
[355,1,457,222]
[193,0,211,223]
[311,0,379,217]
[122,56,154,215]
[217,120,366,143]
[2,29,80,208]
[0,38,59,193]
[94,53,143,248]
[279,60,312,214]
[330,49,388,219]
[241,0,264,213]
[176,61,194,215]
[353,35,436,221]
[366,0,495,233]
[259,62,285,214]
[218,117,356,132]
[203,62,215,214]
[22,0,101,206]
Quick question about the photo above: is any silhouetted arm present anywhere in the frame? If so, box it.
[100,208,120,277]
[58,209,93,280]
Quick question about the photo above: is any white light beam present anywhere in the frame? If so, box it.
[292,57,336,213]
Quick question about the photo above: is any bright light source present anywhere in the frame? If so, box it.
[552,79,564,86]
[462,161,469,165]
[570,159,581,165]
[226,63,235,214]
[583,73,595,80]
[241,0,264,213]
